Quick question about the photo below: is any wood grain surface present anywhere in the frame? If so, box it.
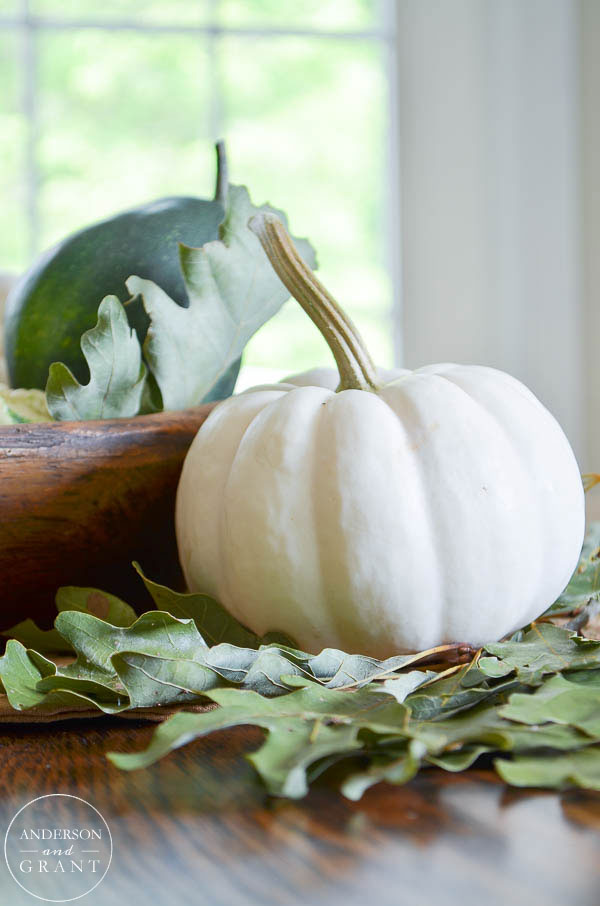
[0,404,216,629]
[0,719,598,906]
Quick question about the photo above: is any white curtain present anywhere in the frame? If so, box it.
[394,0,598,489]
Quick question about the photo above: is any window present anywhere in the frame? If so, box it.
[0,0,398,381]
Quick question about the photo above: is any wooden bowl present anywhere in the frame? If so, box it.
[0,404,217,630]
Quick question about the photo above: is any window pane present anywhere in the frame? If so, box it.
[222,36,393,373]
[36,30,214,251]
[218,0,382,31]
[30,0,211,26]
[0,33,28,272]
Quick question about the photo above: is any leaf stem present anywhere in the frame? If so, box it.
[214,140,228,205]
[248,213,380,392]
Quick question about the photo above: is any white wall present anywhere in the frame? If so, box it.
[581,0,600,518]
[394,0,592,474]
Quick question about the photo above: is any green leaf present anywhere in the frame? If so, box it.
[427,745,492,773]
[113,643,313,701]
[484,623,600,680]
[0,641,64,710]
[133,562,267,648]
[111,652,217,709]
[54,610,207,675]
[476,656,515,679]
[0,384,52,424]
[306,649,439,690]
[405,660,519,721]
[13,611,211,712]
[0,610,213,714]
[46,295,147,421]
[409,698,591,755]
[108,682,406,797]
[128,185,316,410]
[1,587,136,656]
[499,673,600,738]
[248,716,361,799]
[30,650,127,713]
[545,523,600,614]
[205,644,312,696]
[0,640,120,713]
[341,740,427,800]
[111,635,303,708]
[1,619,71,654]
[494,747,600,790]
[26,610,208,713]
[380,671,439,703]
[55,586,138,626]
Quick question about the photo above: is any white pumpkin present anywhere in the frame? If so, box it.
[176,214,585,656]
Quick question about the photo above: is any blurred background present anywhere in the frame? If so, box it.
[0,1,598,484]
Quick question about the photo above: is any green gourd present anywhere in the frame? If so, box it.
[4,143,240,401]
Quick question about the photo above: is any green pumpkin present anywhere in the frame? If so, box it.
[4,146,240,402]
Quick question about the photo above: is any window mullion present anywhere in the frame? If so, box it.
[20,0,40,260]
[207,0,224,143]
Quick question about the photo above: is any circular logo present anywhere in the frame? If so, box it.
[4,794,112,903]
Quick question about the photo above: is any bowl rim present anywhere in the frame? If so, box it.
[0,401,219,437]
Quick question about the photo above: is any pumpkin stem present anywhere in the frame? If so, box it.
[214,140,228,205]
[248,213,380,392]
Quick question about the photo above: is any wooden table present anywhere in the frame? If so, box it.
[0,719,598,906]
